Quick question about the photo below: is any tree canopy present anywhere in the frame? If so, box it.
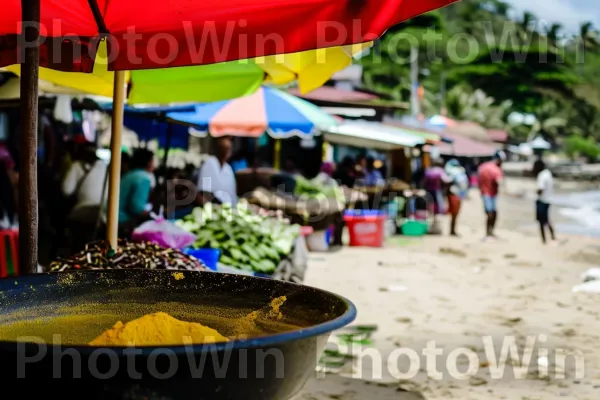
[360,0,600,142]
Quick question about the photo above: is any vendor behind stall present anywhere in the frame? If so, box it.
[62,139,108,250]
[333,156,357,188]
[362,156,384,187]
[118,149,155,237]
[313,162,337,187]
[314,162,344,248]
[197,137,237,205]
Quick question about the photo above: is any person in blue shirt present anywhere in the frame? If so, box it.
[118,149,155,235]
[363,156,384,187]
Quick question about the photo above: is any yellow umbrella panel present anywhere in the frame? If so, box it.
[5,43,372,104]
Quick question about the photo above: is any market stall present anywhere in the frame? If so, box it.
[324,120,427,236]
[0,0,456,395]
[167,87,348,250]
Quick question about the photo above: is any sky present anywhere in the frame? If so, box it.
[504,0,600,33]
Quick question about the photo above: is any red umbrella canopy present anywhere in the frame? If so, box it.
[0,0,456,72]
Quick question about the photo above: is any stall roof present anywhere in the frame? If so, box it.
[288,86,408,110]
[383,118,445,144]
[438,130,498,157]
[324,120,425,150]
[487,129,508,143]
[288,86,379,102]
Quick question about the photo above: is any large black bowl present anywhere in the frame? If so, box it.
[0,270,356,399]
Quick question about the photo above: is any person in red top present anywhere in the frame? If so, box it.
[478,151,505,239]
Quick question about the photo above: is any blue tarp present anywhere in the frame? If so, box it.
[100,103,197,149]
[123,115,190,149]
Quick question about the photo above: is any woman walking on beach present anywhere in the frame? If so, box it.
[533,160,556,244]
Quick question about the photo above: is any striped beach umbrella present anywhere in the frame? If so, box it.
[167,87,337,138]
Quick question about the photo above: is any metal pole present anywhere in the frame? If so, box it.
[440,70,447,115]
[409,45,420,117]
[19,0,40,274]
[274,139,281,170]
[106,70,127,250]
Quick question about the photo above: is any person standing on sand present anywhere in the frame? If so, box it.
[478,151,505,239]
[423,159,452,234]
[445,159,468,236]
[533,159,557,244]
[423,159,449,215]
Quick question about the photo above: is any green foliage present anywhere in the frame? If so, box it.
[563,136,600,161]
[445,85,511,129]
[359,0,600,142]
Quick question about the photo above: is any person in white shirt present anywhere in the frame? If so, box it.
[533,159,556,244]
[62,142,108,250]
[62,151,107,213]
[197,137,238,205]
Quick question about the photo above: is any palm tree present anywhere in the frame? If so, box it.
[575,21,600,72]
[454,0,486,36]
[445,85,511,129]
[526,101,568,141]
[520,11,536,39]
[545,23,563,48]
[495,1,510,17]
[579,21,600,51]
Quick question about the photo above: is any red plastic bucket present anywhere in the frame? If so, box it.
[344,210,386,247]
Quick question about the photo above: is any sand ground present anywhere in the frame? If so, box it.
[296,177,600,400]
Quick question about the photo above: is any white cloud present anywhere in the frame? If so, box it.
[504,0,600,33]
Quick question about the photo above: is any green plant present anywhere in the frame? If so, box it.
[445,85,511,129]
[563,135,600,161]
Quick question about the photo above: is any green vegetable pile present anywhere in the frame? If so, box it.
[176,202,301,274]
[294,175,345,203]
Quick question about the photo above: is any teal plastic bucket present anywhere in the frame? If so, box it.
[401,220,428,236]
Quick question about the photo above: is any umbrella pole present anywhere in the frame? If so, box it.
[106,70,127,250]
[19,0,40,274]
[274,139,281,170]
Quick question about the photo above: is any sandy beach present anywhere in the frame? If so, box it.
[296,176,600,400]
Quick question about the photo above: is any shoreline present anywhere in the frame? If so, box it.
[501,177,600,239]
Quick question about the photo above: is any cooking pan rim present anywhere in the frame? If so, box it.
[0,270,357,354]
